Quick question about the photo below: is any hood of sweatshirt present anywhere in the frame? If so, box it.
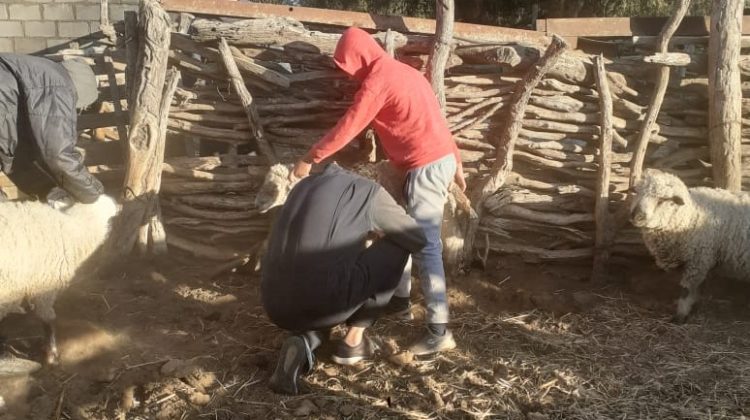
[333,27,387,81]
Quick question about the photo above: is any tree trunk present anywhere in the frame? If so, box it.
[110,0,173,256]
[426,0,454,111]
[709,0,743,191]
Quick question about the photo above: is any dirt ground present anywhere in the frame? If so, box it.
[0,253,748,420]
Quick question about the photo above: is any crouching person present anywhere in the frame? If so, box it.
[262,163,426,395]
[0,54,103,205]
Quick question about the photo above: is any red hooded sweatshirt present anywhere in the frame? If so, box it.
[305,27,460,172]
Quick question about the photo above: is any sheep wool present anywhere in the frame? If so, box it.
[0,195,118,363]
[631,169,750,322]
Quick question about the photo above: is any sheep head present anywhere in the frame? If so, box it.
[255,163,298,214]
[630,169,691,230]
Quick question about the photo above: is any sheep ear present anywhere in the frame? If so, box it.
[671,195,685,206]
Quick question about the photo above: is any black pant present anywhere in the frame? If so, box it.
[266,238,410,333]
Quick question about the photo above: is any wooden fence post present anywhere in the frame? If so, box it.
[110,0,173,256]
[709,0,743,191]
[592,54,614,282]
[628,0,690,188]
[426,0,454,112]
[463,35,568,267]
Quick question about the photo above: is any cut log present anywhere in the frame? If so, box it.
[165,199,258,220]
[162,163,257,182]
[484,242,593,262]
[161,180,259,195]
[497,204,594,225]
[170,33,292,88]
[528,95,598,113]
[176,194,256,210]
[167,119,250,143]
[164,154,266,171]
[642,52,692,66]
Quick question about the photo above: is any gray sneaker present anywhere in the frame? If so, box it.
[268,335,314,395]
[331,339,373,366]
[409,329,457,356]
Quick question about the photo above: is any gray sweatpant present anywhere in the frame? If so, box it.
[394,153,456,325]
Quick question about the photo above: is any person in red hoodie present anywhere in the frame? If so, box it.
[292,26,465,358]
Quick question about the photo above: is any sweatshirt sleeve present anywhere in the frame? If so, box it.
[370,188,426,253]
[306,84,386,163]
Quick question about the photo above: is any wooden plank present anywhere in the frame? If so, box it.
[544,16,750,37]
[77,111,129,130]
[100,50,128,142]
[161,0,550,45]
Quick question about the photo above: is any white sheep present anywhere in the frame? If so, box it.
[0,195,119,364]
[255,163,298,214]
[630,169,750,322]
[253,161,399,213]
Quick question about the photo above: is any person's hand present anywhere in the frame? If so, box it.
[46,187,74,211]
[454,169,467,192]
[291,159,312,181]
[369,230,385,239]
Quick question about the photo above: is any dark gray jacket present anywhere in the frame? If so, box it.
[261,163,426,325]
[0,53,103,203]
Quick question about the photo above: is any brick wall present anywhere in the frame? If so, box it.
[0,0,138,54]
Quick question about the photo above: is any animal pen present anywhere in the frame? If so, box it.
[57,0,749,276]
[4,0,750,417]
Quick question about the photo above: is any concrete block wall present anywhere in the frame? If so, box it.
[0,0,138,54]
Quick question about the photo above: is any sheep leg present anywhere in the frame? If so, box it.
[43,322,59,365]
[673,264,710,323]
[30,293,59,365]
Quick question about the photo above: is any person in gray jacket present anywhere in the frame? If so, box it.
[263,163,426,395]
[0,53,103,204]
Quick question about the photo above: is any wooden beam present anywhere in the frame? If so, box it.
[709,0,743,191]
[629,0,691,188]
[592,54,613,282]
[161,0,549,45]
[77,111,129,130]
[218,37,277,164]
[541,16,750,37]
[427,0,454,112]
[475,35,569,202]
[110,0,173,256]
